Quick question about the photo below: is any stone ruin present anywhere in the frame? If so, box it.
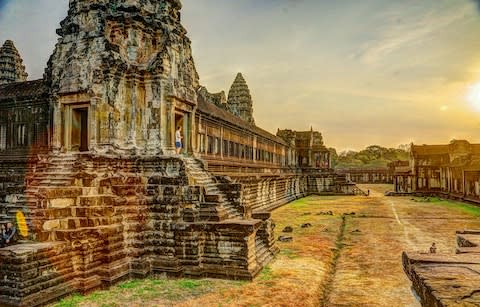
[0,40,28,85]
[403,230,480,306]
[0,1,361,306]
[0,153,278,306]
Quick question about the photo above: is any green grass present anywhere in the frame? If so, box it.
[56,294,84,307]
[415,197,480,217]
[259,266,274,281]
[178,279,202,289]
[51,278,229,307]
[280,248,299,259]
[118,279,142,289]
[287,196,341,212]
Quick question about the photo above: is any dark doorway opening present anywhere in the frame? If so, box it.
[72,108,89,152]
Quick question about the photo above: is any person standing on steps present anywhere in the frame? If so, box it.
[176,126,183,155]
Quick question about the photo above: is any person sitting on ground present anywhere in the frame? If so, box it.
[3,222,17,246]
[0,224,5,248]
[429,242,437,254]
[175,126,183,155]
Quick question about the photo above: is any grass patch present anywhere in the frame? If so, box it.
[414,197,480,217]
[280,248,299,259]
[178,279,202,289]
[259,266,274,281]
[118,279,142,289]
[56,294,84,307]
[51,278,223,307]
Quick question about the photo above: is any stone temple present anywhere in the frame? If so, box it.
[0,1,360,306]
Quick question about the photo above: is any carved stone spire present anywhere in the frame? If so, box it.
[45,0,199,153]
[0,40,28,84]
[227,73,255,124]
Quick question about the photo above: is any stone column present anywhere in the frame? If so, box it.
[161,95,175,154]
[89,97,99,151]
[220,126,224,159]
[52,101,62,152]
[253,135,257,164]
[184,111,194,155]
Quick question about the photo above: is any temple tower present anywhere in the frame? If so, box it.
[46,0,199,154]
[0,40,28,84]
[227,73,255,124]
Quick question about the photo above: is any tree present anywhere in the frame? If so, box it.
[333,145,409,169]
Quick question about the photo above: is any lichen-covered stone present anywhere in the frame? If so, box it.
[46,0,199,153]
[226,73,255,124]
[0,40,28,84]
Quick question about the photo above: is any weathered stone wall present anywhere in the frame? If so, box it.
[46,0,199,154]
[227,172,358,213]
[237,176,308,212]
[0,153,278,306]
[0,160,29,225]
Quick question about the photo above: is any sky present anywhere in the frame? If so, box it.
[1,0,480,151]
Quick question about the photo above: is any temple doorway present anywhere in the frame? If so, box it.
[175,113,184,152]
[175,114,184,132]
[71,108,89,152]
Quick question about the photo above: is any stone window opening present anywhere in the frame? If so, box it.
[214,137,220,155]
[207,135,214,154]
[0,124,6,150]
[16,124,26,146]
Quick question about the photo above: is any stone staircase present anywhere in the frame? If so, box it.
[182,156,243,220]
[352,185,368,196]
[25,153,79,236]
[23,153,130,291]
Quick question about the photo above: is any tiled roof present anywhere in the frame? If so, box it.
[197,98,287,146]
[0,79,48,101]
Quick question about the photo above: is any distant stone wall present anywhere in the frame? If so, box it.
[236,175,308,212]
[227,172,357,213]
[336,168,393,184]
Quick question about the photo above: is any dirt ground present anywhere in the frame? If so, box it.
[56,184,480,307]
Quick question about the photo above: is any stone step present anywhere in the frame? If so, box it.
[79,195,117,207]
[43,206,116,219]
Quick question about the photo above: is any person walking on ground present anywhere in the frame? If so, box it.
[176,126,183,155]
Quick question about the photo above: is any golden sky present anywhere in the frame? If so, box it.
[1,0,480,150]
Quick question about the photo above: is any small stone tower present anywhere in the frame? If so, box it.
[227,73,255,124]
[0,40,28,84]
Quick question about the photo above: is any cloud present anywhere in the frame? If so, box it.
[358,3,471,65]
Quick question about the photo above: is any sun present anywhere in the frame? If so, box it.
[466,83,480,112]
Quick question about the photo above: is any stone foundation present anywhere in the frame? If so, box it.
[403,230,480,306]
[0,153,278,306]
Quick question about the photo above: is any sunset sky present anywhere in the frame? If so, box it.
[1,0,480,151]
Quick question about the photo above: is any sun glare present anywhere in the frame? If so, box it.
[466,83,480,112]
